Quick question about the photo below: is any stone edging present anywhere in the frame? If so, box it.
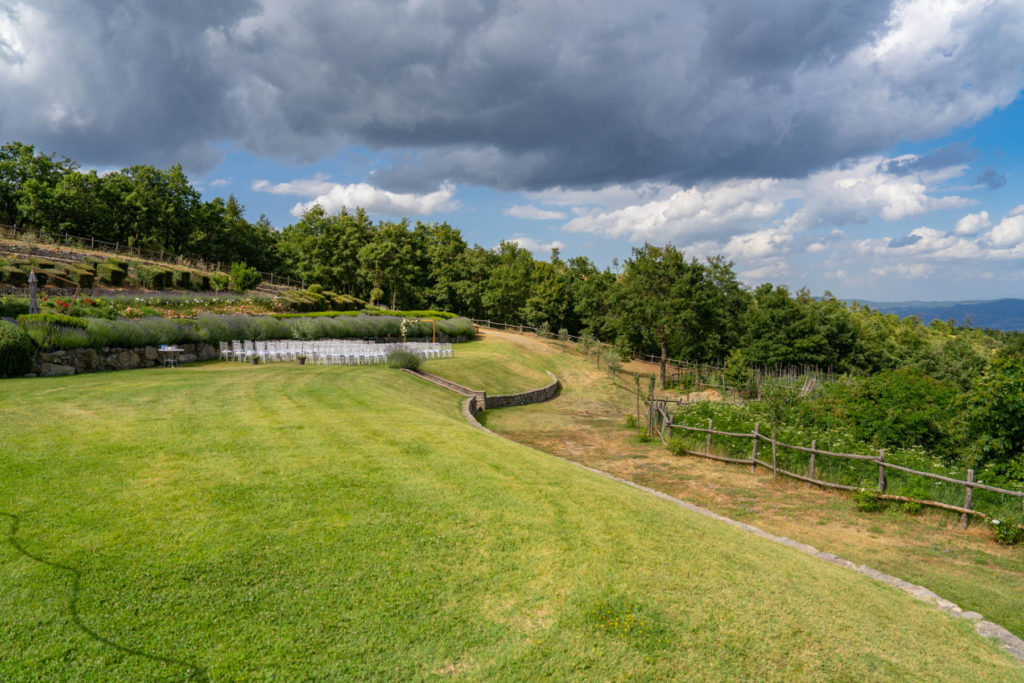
[402,369,559,434]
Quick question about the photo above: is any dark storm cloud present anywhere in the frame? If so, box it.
[1,0,1022,189]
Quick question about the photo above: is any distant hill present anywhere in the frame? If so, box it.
[851,298,1024,331]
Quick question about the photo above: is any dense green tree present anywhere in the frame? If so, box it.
[483,241,535,322]
[614,244,725,388]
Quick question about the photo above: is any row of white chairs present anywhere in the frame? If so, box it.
[218,340,453,365]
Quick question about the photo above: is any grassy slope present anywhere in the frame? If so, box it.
[452,331,1024,642]
[0,362,1021,680]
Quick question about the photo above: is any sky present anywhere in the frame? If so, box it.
[1,0,1023,302]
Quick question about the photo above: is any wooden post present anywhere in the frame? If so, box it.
[771,429,777,479]
[808,440,816,488]
[877,449,887,493]
[706,419,713,455]
[960,469,974,530]
[665,409,673,442]
[751,423,759,472]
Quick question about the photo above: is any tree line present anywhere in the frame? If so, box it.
[3,140,1021,381]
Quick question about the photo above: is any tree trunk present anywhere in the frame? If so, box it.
[660,340,667,389]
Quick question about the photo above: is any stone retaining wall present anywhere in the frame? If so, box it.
[484,371,559,409]
[32,342,219,376]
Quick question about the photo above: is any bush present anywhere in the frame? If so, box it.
[0,296,29,317]
[230,262,262,292]
[209,272,229,292]
[17,313,91,350]
[173,270,192,289]
[990,519,1024,546]
[62,265,95,288]
[2,266,28,286]
[387,349,421,370]
[602,348,622,376]
[135,265,168,289]
[97,262,127,286]
[0,320,35,377]
[853,485,884,512]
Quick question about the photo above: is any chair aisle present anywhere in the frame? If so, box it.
[219,339,453,365]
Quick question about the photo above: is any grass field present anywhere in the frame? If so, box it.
[458,331,1024,643]
[2,357,1023,679]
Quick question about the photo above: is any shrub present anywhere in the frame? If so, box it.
[990,519,1024,546]
[307,284,324,294]
[230,262,262,292]
[0,320,35,377]
[62,265,95,288]
[558,328,569,343]
[2,266,28,286]
[16,313,90,350]
[106,257,130,271]
[853,484,884,512]
[173,269,192,289]
[387,349,421,370]
[624,414,638,429]
[210,272,229,292]
[602,348,622,376]
[0,296,29,317]
[97,262,127,286]
[135,265,167,289]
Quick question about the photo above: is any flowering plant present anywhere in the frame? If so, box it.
[990,519,1023,546]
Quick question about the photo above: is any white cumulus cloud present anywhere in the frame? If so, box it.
[252,175,459,217]
[503,205,568,220]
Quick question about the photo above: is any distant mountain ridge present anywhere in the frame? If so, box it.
[850,298,1024,331]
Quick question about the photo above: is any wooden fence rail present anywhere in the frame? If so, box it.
[648,404,1024,528]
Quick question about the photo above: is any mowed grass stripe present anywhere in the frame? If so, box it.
[0,363,1020,680]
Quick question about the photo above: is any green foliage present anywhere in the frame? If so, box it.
[230,261,262,292]
[386,349,421,370]
[602,348,622,376]
[0,296,29,317]
[624,414,638,429]
[990,519,1024,546]
[0,320,35,377]
[209,272,229,292]
[307,283,324,294]
[853,485,884,512]
[96,262,126,286]
[16,312,90,350]
[558,328,569,343]
[961,354,1024,473]
[2,266,28,286]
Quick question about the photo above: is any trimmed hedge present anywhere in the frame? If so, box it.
[15,314,476,350]
[2,266,28,286]
[0,320,35,378]
[97,262,127,286]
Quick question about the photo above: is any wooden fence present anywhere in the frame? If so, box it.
[647,400,1024,529]
[470,318,834,397]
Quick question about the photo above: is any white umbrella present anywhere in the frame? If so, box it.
[28,270,39,314]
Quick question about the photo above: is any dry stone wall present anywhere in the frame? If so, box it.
[31,343,219,376]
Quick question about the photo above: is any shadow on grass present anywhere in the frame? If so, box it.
[1,510,208,682]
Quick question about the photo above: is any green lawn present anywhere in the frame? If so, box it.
[2,362,1022,680]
